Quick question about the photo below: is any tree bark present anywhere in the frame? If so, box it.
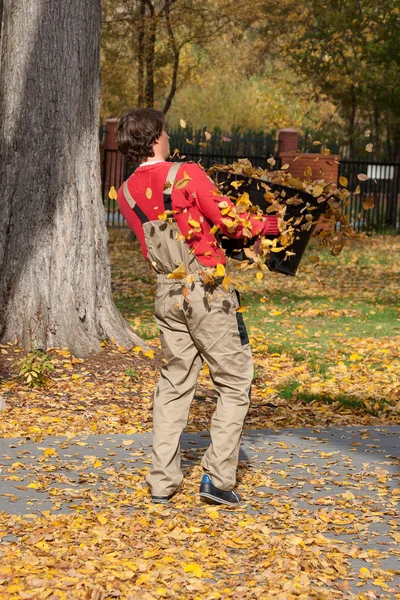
[162,0,180,115]
[0,0,144,357]
[137,0,146,106]
[144,0,155,108]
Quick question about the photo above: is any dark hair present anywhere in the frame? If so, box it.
[116,108,165,166]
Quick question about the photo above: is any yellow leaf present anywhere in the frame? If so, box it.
[133,346,142,353]
[210,225,219,235]
[143,549,159,558]
[180,118,187,128]
[143,349,154,359]
[230,180,243,190]
[215,263,225,277]
[167,264,187,280]
[174,174,192,190]
[188,218,201,228]
[93,460,102,468]
[236,306,247,313]
[43,448,57,456]
[146,188,152,199]
[108,186,117,200]
[256,271,263,281]
[221,275,231,291]
[184,562,203,577]
[339,176,348,187]
[98,514,108,524]
[312,185,323,197]
[136,573,151,585]
[304,165,313,177]
[27,483,39,489]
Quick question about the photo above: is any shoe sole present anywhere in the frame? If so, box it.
[151,498,169,504]
[199,491,241,507]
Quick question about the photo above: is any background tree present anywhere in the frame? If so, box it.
[100,0,261,116]
[261,0,400,159]
[0,0,142,357]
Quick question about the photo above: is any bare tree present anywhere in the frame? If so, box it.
[0,0,143,357]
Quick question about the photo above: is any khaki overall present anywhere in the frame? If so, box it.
[123,163,253,497]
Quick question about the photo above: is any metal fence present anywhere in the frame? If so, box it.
[339,160,400,233]
[102,149,400,234]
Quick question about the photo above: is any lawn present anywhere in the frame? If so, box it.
[0,231,398,440]
[110,230,400,420]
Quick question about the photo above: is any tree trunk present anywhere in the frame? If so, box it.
[144,1,156,108]
[137,0,146,107]
[0,0,144,357]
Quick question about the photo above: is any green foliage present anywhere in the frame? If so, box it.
[125,368,139,381]
[261,0,400,159]
[19,350,55,388]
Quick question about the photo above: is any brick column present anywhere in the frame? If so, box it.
[103,117,125,196]
[278,128,299,156]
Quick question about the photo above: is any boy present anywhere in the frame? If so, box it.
[116,108,279,506]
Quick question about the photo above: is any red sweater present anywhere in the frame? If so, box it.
[117,161,278,267]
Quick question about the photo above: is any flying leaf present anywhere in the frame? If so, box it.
[215,263,225,277]
[362,196,375,210]
[221,275,231,291]
[167,264,187,280]
[339,176,348,187]
[364,129,371,137]
[185,138,193,144]
[204,131,212,141]
[357,173,369,181]
[222,136,231,142]
[304,166,313,178]
[267,157,276,167]
[146,188,152,199]
[312,185,323,197]
[281,164,290,170]
[256,271,263,281]
[365,143,373,153]
[230,180,243,190]
[180,119,187,128]
[174,173,192,189]
[312,141,322,146]
[188,218,201,228]
[236,306,247,313]
[108,186,118,200]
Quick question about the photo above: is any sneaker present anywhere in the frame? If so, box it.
[199,474,241,506]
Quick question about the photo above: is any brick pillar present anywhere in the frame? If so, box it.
[104,118,118,150]
[278,128,299,156]
[103,118,125,197]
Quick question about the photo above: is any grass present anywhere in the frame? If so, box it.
[108,230,400,413]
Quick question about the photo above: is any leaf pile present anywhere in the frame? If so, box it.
[210,158,370,262]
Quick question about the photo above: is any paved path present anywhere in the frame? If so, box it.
[1,426,399,597]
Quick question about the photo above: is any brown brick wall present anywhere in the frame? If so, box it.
[280,152,340,183]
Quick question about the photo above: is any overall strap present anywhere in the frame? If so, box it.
[123,181,149,224]
[163,162,182,211]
